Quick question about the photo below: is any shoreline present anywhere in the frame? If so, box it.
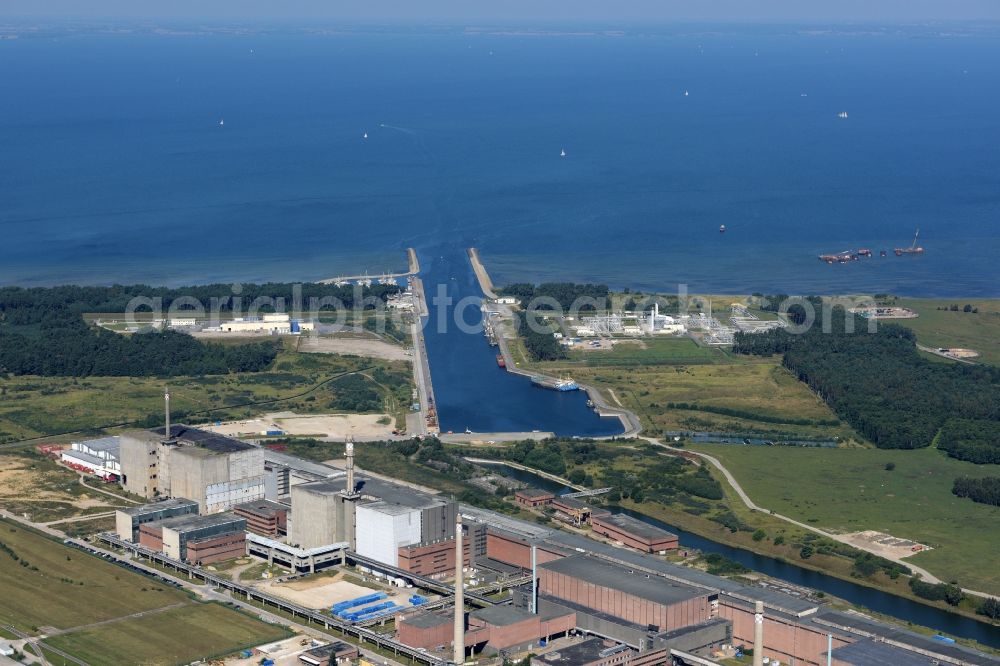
[467,247,642,438]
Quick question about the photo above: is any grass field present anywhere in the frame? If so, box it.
[687,444,1000,595]
[894,297,1000,367]
[0,520,292,664]
[0,342,413,443]
[539,343,853,440]
[45,602,291,666]
[0,519,189,632]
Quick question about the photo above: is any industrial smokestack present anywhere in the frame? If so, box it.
[345,437,356,496]
[531,544,538,614]
[163,388,172,441]
[453,514,465,664]
[753,600,764,666]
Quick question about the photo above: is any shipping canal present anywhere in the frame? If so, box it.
[419,245,624,437]
[487,463,1000,649]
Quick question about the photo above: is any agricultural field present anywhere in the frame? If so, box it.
[0,519,189,632]
[687,444,1000,595]
[0,520,290,664]
[894,297,1000,366]
[45,602,291,666]
[0,342,413,443]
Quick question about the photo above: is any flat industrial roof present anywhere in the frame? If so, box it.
[154,425,254,454]
[535,638,615,666]
[516,488,554,498]
[155,512,245,535]
[540,555,706,607]
[121,498,199,518]
[471,605,536,627]
[297,476,447,510]
[812,610,1000,666]
[401,611,451,629]
[550,496,590,511]
[76,436,120,455]
[592,512,677,542]
[829,639,940,666]
[61,450,105,466]
[233,499,287,517]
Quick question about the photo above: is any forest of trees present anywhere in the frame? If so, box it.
[498,282,610,311]
[733,313,1000,455]
[0,282,400,317]
[952,476,1000,507]
[515,312,567,361]
[938,419,1000,464]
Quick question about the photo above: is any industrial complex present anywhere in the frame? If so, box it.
[87,414,1000,666]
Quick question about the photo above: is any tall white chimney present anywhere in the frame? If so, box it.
[453,514,465,664]
[345,437,356,496]
[753,600,764,666]
[163,388,172,441]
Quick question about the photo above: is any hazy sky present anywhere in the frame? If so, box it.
[3,0,1000,23]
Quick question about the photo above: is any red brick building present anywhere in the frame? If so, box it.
[538,555,712,633]
[589,513,678,553]
[398,537,474,577]
[716,598,850,666]
[233,499,288,537]
[486,529,567,569]
[549,497,591,525]
[515,488,555,507]
[185,531,246,565]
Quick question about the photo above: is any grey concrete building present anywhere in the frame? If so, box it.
[115,498,199,541]
[119,426,265,513]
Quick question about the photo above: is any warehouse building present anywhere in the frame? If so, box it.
[119,426,265,513]
[139,512,247,565]
[60,436,121,480]
[589,513,678,554]
[233,499,288,537]
[515,488,555,508]
[549,496,591,525]
[115,498,199,542]
[537,555,714,639]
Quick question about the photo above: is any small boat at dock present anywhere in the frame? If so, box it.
[496,354,506,368]
[531,376,579,391]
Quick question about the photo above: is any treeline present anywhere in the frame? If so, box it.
[665,402,840,427]
[908,578,965,606]
[0,324,278,377]
[0,285,318,377]
[938,419,1000,464]
[515,312,567,362]
[498,283,610,311]
[0,282,400,318]
[733,314,1000,454]
[952,476,1000,507]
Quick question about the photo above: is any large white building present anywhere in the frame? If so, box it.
[355,501,424,567]
[60,436,121,479]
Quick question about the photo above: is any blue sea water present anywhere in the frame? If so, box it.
[1,24,999,295]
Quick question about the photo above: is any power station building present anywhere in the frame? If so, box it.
[119,426,265,513]
[287,474,458,567]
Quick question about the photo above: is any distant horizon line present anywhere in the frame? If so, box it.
[3,15,1000,27]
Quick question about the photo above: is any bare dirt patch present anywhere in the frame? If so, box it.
[202,412,395,440]
[841,530,932,559]
[297,334,410,361]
